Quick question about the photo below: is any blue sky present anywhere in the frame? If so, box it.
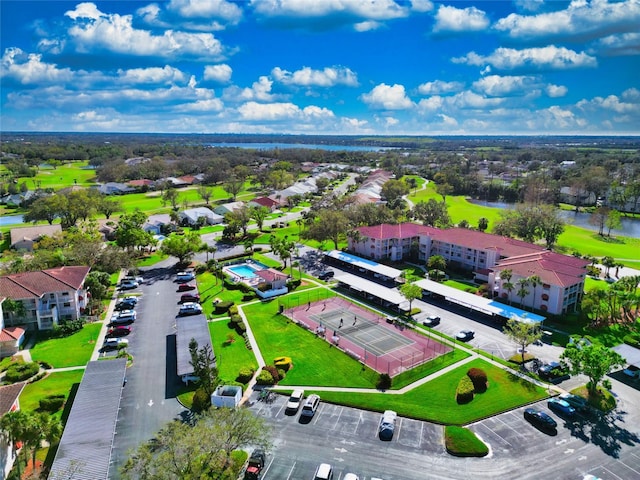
[1,0,639,135]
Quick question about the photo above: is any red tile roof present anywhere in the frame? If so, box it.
[0,266,90,300]
[256,268,288,282]
[357,223,439,240]
[429,228,544,258]
[127,179,154,187]
[493,251,589,287]
[0,382,26,415]
[0,326,25,342]
[251,197,279,208]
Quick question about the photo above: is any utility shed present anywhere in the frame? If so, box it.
[49,359,127,480]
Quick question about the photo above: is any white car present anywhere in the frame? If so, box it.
[178,302,203,316]
[103,338,129,350]
[176,271,196,283]
[286,389,304,412]
[344,474,360,480]
[110,310,136,324]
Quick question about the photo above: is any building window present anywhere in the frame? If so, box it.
[62,292,69,296]
[542,284,550,289]
[541,293,549,301]
[63,302,71,307]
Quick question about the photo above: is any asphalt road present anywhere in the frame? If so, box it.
[109,266,191,478]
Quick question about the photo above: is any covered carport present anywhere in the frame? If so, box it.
[334,271,410,312]
[177,314,215,383]
[324,250,402,285]
[613,344,640,368]
[414,278,545,324]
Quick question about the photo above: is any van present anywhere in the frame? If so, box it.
[313,463,333,480]
[300,394,320,419]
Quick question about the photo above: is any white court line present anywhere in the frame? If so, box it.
[284,461,297,480]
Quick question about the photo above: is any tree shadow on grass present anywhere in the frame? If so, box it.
[506,371,539,392]
[562,408,640,458]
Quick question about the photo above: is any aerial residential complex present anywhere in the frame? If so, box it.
[349,223,589,315]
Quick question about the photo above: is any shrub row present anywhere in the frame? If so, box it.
[5,361,39,382]
[456,376,475,404]
[467,367,488,393]
[456,367,489,404]
[39,394,66,412]
[255,364,287,385]
[214,301,234,314]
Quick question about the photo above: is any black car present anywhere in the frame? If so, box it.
[115,298,137,311]
[422,315,441,327]
[455,330,475,342]
[524,407,557,431]
[318,270,334,280]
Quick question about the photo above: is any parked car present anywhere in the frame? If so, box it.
[175,271,195,283]
[559,393,589,412]
[110,310,136,325]
[124,275,143,284]
[343,474,360,480]
[378,410,397,440]
[102,338,129,351]
[106,326,132,337]
[179,292,201,303]
[286,389,305,413]
[244,449,266,480]
[313,463,333,480]
[115,298,137,311]
[623,365,640,378]
[422,315,441,327]
[178,302,203,316]
[538,362,570,383]
[300,394,320,419]
[181,374,200,385]
[455,330,474,342]
[177,283,197,292]
[524,407,557,430]
[118,279,139,290]
[318,270,334,280]
[548,398,576,416]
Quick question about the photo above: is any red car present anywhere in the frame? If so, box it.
[107,326,132,337]
[177,283,196,292]
[180,292,200,303]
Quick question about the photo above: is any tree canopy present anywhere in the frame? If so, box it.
[560,343,624,394]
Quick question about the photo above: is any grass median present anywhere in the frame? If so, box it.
[30,323,102,368]
[311,358,547,425]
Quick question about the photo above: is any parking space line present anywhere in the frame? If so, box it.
[261,457,276,479]
[284,461,296,480]
[473,423,510,446]
[419,421,424,447]
[600,466,625,479]
[617,458,640,478]
[396,417,403,439]
[330,406,344,429]
[275,402,285,417]
[493,414,527,438]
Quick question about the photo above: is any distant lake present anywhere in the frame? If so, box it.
[207,142,396,152]
[468,199,640,238]
[0,214,25,226]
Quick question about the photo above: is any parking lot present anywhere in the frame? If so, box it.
[247,385,640,480]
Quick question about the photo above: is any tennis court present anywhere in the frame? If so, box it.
[282,296,452,377]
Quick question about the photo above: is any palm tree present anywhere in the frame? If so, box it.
[516,278,530,309]
[0,410,29,478]
[527,275,541,310]
[499,269,514,305]
[602,256,616,278]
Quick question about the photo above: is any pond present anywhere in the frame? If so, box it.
[467,199,640,238]
[0,214,25,226]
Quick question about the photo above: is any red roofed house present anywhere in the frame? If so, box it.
[255,268,288,290]
[350,222,588,315]
[0,266,91,332]
[489,251,589,315]
[248,196,279,211]
[0,381,27,479]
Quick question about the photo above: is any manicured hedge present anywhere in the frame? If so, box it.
[5,361,39,382]
[39,394,66,412]
[456,376,474,404]
[467,367,488,393]
[236,366,255,384]
[255,369,275,385]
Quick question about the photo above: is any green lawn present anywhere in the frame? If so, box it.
[30,323,102,368]
[19,370,84,419]
[241,297,378,388]
[13,161,98,191]
[313,358,548,425]
[209,320,258,384]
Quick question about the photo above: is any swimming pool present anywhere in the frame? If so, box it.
[226,261,268,280]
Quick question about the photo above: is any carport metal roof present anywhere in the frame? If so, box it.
[613,344,640,367]
[49,358,127,480]
[334,271,410,310]
[177,314,215,376]
[414,278,545,323]
[325,250,402,279]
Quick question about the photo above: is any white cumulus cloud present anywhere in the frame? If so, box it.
[118,66,188,85]
[272,66,358,87]
[1,48,74,85]
[417,80,463,95]
[62,3,225,61]
[361,83,414,110]
[433,5,489,33]
[472,75,537,96]
[494,0,640,42]
[546,84,568,98]
[237,101,333,121]
[453,45,597,70]
[204,64,233,82]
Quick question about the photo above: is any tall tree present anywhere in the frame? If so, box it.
[303,209,350,250]
[499,269,514,305]
[527,275,542,311]
[503,318,542,365]
[160,232,203,265]
[399,283,422,313]
[412,199,450,227]
[0,410,30,479]
[121,408,271,480]
[516,278,530,309]
[188,339,218,399]
[560,343,624,395]
[250,206,270,231]
[223,175,244,201]
[196,185,213,205]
